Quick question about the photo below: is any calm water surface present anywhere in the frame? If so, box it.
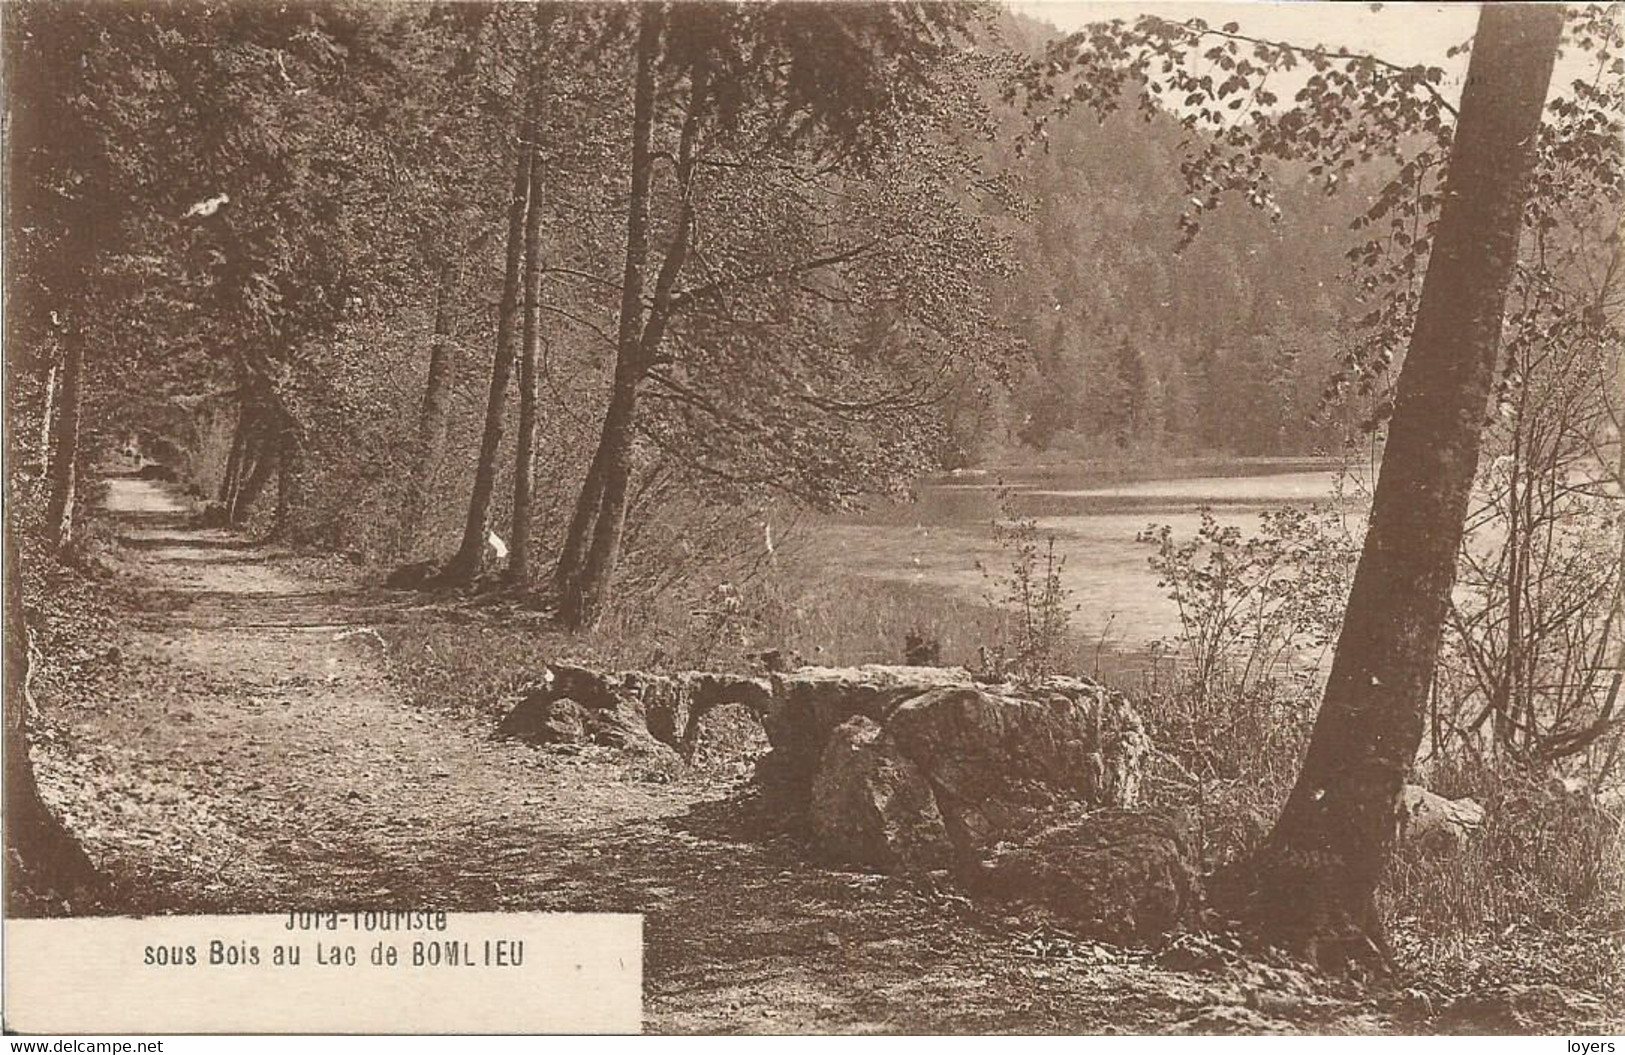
[807,460,1373,651]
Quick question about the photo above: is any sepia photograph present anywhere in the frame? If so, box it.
[2,0,1621,1040]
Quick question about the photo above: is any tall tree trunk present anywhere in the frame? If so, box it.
[569,66,706,631]
[219,405,248,505]
[43,329,85,553]
[37,356,59,468]
[272,432,304,542]
[555,10,660,618]
[442,89,537,586]
[1214,4,1563,972]
[5,514,100,913]
[229,431,279,526]
[398,258,459,559]
[509,141,548,585]
[558,17,709,631]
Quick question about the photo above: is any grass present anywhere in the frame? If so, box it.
[363,546,1624,982]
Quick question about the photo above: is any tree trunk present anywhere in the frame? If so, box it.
[555,9,661,619]
[567,373,643,628]
[554,20,714,632]
[229,431,279,526]
[1213,3,1563,972]
[219,406,248,505]
[38,356,59,467]
[5,519,100,914]
[576,67,705,623]
[43,328,85,553]
[398,258,459,559]
[442,89,537,586]
[509,145,548,585]
[272,433,304,542]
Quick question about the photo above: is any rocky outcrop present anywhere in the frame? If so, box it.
[496,662,1175,935]
[966,809,1200,942]
[885,684,1146,852]
[496,662,774,760]
[757,666,1149,865]
[497,664,1147,846]
[811,716,951,872]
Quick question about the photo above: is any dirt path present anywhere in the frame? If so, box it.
[31,477,1617,1034]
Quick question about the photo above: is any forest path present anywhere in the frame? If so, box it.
[47,477,1084,1032]
[33,477,1611,1034]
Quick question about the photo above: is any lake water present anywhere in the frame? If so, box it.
[804,458,1373,652]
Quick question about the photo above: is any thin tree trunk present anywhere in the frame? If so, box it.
[571,67,706,630]
[569,374,643,628]
[443,87,537,586]
[219,406,248,505]
[559,27,711,632]
[398,258,459,559]
[43,329,84,553]
[509,140,548,585]
[37,357,59,468]
[555,9,661,616]
[1213,4,1563,972]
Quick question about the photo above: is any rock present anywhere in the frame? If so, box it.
[538,698,588,743]
[136,463,179,481]
[966,809,1200,942]
[1398,785,1485,850]
[811,716,950,872]
[497,680,661,754]
[497,692,586,744]
[885,685,1147,854]
[494,662,1153,894]
[498,664,779,762]
[496,664,736,761]
[383,560,439,590]
[682,673,772,757]
[757,665,1145,830]
[761,665,977,795]
[756,666,1150,873]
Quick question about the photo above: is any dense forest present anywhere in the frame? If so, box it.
[4,0,1623,1034]
[7,5,1413,575]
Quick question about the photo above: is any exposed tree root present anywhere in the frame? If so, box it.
[1207,842,1398,980]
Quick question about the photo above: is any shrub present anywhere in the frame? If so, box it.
[977,486,1079,680]
[1128,504,1356,868]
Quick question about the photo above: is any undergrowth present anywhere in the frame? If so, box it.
[331,496,1625,969]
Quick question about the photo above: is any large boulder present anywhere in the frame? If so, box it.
[965,809,1200,942]
[759,665,1145,823]
[785,669,1149,872]
[497,694,589,745]
[760,665,977,798]
[886,685,1146,854]
[811,716,950,872]
[498,667,675,759]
